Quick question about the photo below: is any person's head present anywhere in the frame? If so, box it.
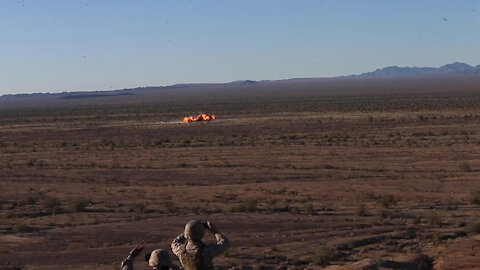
[145,249,173,270]
[184,220,205,241]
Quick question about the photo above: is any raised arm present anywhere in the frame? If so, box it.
[171,233,186,257]
[204,221,230,257]
[121,244,144,270]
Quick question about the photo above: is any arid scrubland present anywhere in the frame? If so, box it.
[2,88,480,269]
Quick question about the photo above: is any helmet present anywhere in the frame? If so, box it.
[184,220,205,240]
[149,249,173,269]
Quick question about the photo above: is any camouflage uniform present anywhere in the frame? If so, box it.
[171,220,230,270]
[121,248,179,270]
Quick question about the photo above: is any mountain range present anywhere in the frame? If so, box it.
[352,62,480,78]
[1,62,480,100]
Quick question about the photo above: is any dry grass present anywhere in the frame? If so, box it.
[2,89,480,268]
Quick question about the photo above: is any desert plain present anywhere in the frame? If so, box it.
[1,77,480,269]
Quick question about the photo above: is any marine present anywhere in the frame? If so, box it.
[171,220,230,270]
[121,244,179,270]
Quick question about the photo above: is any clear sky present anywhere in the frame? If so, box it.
[1,0,479,95]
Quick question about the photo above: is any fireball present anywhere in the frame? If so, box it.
[183,114,216,123]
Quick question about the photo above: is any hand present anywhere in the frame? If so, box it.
[206,221,218,234]
[129,244,145,257]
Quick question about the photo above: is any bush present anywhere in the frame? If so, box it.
[459,162,472,172]
[376,208,392,218]
[426,212,441,226]
[468,190,480,204]
[413,215,422,225]
[228,199,258,213]
[187,205,205,214]
[411,254,433,270]
[376,194,397,209]
[133,203,146,214]
[23,189,43,206]
[430,232,441,244]
[69,198,89,212]
[304,203,314,215]
[23,195,37,206]
[313,246,337,266]
[6,211,15,219]
[13,223,34,233]
[164,201,178,213]
[464,222,480,235]
[355,203,367,216]
[444,196,459,210]
[243,198,259,212]
[376,194,397,218]
[177,162,188,168]
[43,197,60,214]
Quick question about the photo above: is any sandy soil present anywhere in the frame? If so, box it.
[1,104,480,269]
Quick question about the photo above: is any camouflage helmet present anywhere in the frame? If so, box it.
[149,249,173,269]
[184,220,205,240]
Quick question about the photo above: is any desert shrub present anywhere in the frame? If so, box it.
[304,203,314,215]
[444,196,459,210]
[430,232,441,244]
[69,198,89,212]
[252,264,269,270]
[289,206,300,214]
[411,254,433,270]
[187,205,206,214]
[8,201,19,210]
[110,162,121,169]
[177,162,188,168]
[243,198,259,212]
[468,190,480,204]
[164,201,178,213]
[459,162,472,172]
[13,223,34,233]
[413,215,422,225]
[376,208,392,218]
[376,194,397,209]
[271,203,291,213]
[23,195,37,206]
[355,203,367,216]
[464,222,480,235]
[22,189,43,206]
[427,212,442,226]
[132,203,147,214]
[6,211,15,219]
[312,246,338,266]
[376,194,397,218]
[43,197,60,214]
[220,160,232,167]
[228,199,258,213]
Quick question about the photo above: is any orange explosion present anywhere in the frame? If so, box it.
[183,114,216,123]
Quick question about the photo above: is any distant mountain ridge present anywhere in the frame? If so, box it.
[352,62,480,78]
[2,62,480,99]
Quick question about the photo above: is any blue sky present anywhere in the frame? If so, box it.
[1,0,479,95]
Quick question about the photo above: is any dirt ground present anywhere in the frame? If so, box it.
[2,93,480,269]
